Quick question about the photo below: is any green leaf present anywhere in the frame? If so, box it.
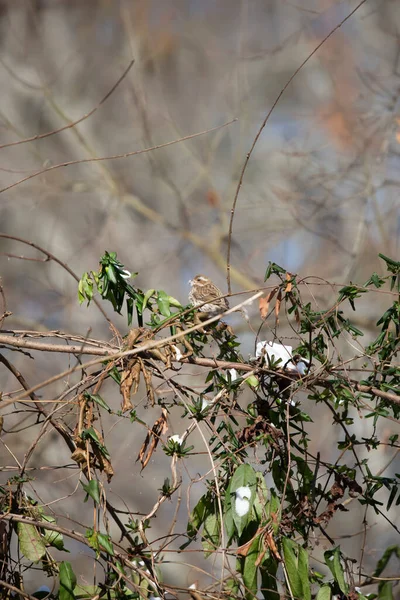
[85,528,114,557]
[298,545,311,600]
[264,261,286,280]
[260,555,279,600]
[253,473,269,522]
[245,375,260,389]
[240,535,260,599]
[142,288,155,312]
[81,427,110,458]
[337,285,365,310]
[230,464,257,495]
[230,465,257,536]
[109,366,121,384]
[387,485,398,511]
[316,584,332,600]
[378,581,394,600]
[81,426,100,443]
[282,538,301,599]
[265,489,280,525]
[86,393,111,413]
[85,528,98,552]
[202,512,220,557]
[17,522,46,562]
[59,561,77,600]
[379,253,400,272]
[97,532,114,555]
[282,538,311,600]
[373,545,400,577]
[324,547,349,595]
[78,272,93,305]
[157,290,171,317]
[71,584,101,598]
[225,577,240,600]
[364,272,385,288]
[43,527,66,551]
[105,264,117,284]
[127,296,134,325]
[40,515,67,551]
[187,493,211,539]
[168,295,182,308]
[224,506,235,547]
[81,479,101,504]
[223,479,235,544]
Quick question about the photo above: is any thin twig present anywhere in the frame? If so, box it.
[0,580,39,600]
[0,119,237,194]
[226,0,368,293]
[0,60,135,150]
[0,233,111,324]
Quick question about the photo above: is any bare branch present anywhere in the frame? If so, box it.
[0,59,135,150]
[0,119,238,195]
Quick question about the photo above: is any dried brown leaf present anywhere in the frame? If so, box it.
[258,297,269,320]
[330,480,344,500]
[236,529,262,557]
[314,502,337,525]
[137,408,168,471]
[258,288,277,320]
[120,360,141,412]
[126,328,142,348]
[264,526,282,562]
[275,289,282,323]
[70,446,87,466]
[92,441,114,483]
[285,272,292,293]
[141,360,155,407]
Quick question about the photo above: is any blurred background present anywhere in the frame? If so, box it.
[0,0,399,595]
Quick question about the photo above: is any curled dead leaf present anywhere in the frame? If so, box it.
[141,361,155,406]
[120,360,141,412]
[258,287,277,320]
[285,272,293,293]
[275,289,282,323]
[137,408,168,471]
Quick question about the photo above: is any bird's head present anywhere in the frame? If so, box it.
[189,275,210,287]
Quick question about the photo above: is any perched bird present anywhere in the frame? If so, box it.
[189,274,229,315]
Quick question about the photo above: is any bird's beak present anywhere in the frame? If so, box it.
[188,279,193,285]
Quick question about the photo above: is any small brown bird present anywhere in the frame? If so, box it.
[189,274,229,315]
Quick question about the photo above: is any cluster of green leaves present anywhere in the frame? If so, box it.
[78,250,183,326]
[184,463,372,600]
